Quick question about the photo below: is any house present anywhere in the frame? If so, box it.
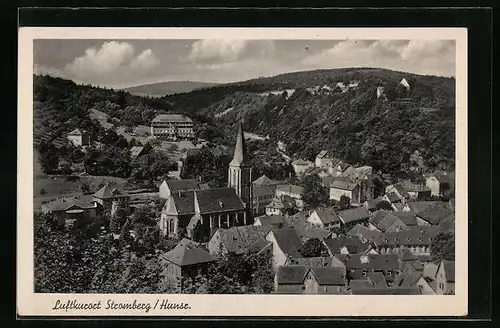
[400,77,411,91]
[159,179,202,199]
[159,238,216,292]
[374,226,440,256]
[363,197,384,212]
[276,184,304,200]
[265,228,303,268]
[435,260,455,295]
[323,236,372,256]
[297,226,332,242]
[252,175,277,186]
[67,128,90,147]
[369,210,409,233]
[392,265,423,289]
[41,195,97,226]
[274,265,348,294]
[425,170,455,197]
[129,146,146,159]
[151,114,194,140]
[392,211,419,227]
[416,276,437,295]
[208,225,270,256]
[287,257,346,273]
[376,86,387,99]
[315,150,336,168]
[329,178,361,205]
[402,201,440,213]
[346,224,383,244]
[265,197,287,216]
[252,184,277,216]
[337,207,371,230]
[385,183,410,203]
[415,202,454,226]
[399,180,432,200]
[307,208,341,230]
[345,254,401,284]
[291,159,313,176]
[159,186,250,240]
[253,214,288,228]
[327,160,350,177]
[92,184,130,217]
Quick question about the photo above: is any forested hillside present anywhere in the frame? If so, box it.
[34,67,455,179]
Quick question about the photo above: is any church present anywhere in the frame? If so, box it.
[158,121,254,241]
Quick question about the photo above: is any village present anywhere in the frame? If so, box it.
[38,79,456,295]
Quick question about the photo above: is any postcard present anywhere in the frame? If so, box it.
[18,27,467,317]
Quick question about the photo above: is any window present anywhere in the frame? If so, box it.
[362,270,367,277]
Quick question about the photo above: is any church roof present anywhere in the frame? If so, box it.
[229,121,248,166]
[162,238,215,267]
[195,187,246,214]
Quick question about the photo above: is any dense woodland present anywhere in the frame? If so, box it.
[34,67,455,183]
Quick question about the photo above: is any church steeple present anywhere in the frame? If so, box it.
[228,120,253,217]
[230,121,248,167]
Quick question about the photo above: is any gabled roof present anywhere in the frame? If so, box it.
[375,214,408,233]
[324,236,370,255]
[152,114,193,123]
[316,150,329,159]
[375,226,440,247]
[330,179,359,191]
[288,256,345,268]
[299,226,331,240]
[163,179,201,193]
[276,184,304,195]
[310,267,346,285]
[367,272,388,288]
[313,208,341,225]
[268,228,303,258]
[293,158,310,166]
[364,197,384,210]
[320,176,336,188]
[130,146,144,157]
[392,212,418,226]
[405,201,440,213]
[195,187,246,214]
[386,192,403,203]
[252,184,276,198]
[255,215,288,227]
[416,202,454,225]
[423,262,439,280]
[162,238,215,267]
[337,207,371,225]
[216,225,270,255]
[42,195,96,212]
[252,175,276,186]
[170,191,196,215]
[393,266,422,288]
[93,184,129,199]
[276,265,309,284]
[346,224,383,242]
[441,260,455,282]
[266,197,285,209]
[68,128,83,136]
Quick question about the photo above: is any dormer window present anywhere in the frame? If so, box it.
[218,200,224,208]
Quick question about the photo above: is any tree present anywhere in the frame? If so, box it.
[340,195,351,210]
[376,200,394,211]
[430,232,455,262]
[37,141,59,174]
[302,175,329,208]
[298,238,329,258]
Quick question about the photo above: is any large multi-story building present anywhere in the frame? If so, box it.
[151,114,194,140]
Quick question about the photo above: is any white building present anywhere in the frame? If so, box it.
[151,114,194,139]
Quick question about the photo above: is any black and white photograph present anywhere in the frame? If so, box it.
[18,27,468,316]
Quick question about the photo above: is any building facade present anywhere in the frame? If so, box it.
[151,114,194,139]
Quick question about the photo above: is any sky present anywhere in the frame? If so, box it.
[33,39,456,89]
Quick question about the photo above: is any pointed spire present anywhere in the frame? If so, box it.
[230,120,248,166]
